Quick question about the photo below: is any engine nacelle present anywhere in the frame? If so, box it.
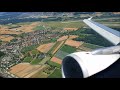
[62,52,120,78]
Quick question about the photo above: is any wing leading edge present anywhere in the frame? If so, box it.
[83,18,120,45]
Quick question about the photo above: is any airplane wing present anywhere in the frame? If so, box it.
[83,18,120,45]
[62,17,120,78]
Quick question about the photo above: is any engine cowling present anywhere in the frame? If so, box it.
[62,52,120,78]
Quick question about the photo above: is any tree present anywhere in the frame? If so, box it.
[0,51,5,57]
[0,40,2,45]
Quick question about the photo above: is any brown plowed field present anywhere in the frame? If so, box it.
[0,22,39,35]
[57,36,68,41]
[0,29,21,35]
[64,28,78,31]
[51,57,62,64]
[65,40,84,48]
[0,35,14,42]
[37,43,55,53]
[9,63,46,78]
[19,22,39,33]
[68,35,79,40]
[23,65,46,78]
[9,63,30,74]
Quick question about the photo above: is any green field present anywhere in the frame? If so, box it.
[31,71,48,78]
[23,56,33,63]
[33,25,45,31]
[83,43,104,49]
[49,38,58,42]
[74,28,113,47]
[16,22,33,25]
[31,49,39,55]
[43,65,55,74]
[7,25,21,29]
[39,56,51,64]
[42,21,85,29]
[0,40,2,45]
[48,69,62,78]
[60,45,76,53]
[55,50,69,60]
[30,58,42,65]
[47,60,61,68]
[21,45,39,54]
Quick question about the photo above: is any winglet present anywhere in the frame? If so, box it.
[88,17,93,20]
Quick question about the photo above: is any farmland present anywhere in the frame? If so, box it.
[48,68,62,78]
[68,35,79,40]
[39,56,51,65]
[60,45,77,53]
[82,43,104,49]
[65,39,83,48]
[0,22,39,35]
[30,58,42,65]
[33,25,45,31]
[30,70,48,78]
[37,43,55,53]
[0,35,14,42]
[21,44,39,54]
[48,41,64,55]
[9,63,47,78]
[51,57,62,64]
[47,60,61,68]
[30,49,39,55]
[63,28,78,31]
[41,21,85,29]
[57,36,68,41]
[23,56,33,63]
[55,50,69,60]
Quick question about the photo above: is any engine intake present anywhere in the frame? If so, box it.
[62,56,83,78]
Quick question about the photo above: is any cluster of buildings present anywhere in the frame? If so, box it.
[0,27,60,77]
[0,30,46,69]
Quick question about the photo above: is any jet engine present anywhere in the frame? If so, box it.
[62,46,120,78]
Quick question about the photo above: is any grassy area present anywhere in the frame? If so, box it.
[55,50,68,60]
[74,28,113,47]
[49,38,57,42]
[39,56,51,64]
[30,58,42,65]
[21,44,39,54]
[16,22,32,25]
[82,43,104,49]
[23,56,33,63]
[47,60,61,68]
[0,40,2,45]
[60,45,76,53]
[42,21,85,29]
[33,25,45,31]
[7,25,21,29]
[48,69,62,78]
[43,65,55,74]
[31,49,39,55]
[31,71,48,78]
